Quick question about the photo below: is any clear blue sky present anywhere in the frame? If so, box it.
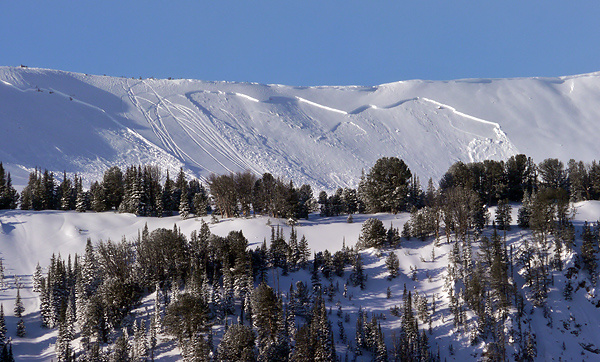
[2,1,599,86]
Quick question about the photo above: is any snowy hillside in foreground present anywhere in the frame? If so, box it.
[2,66,600,190]
[4,202,600,360]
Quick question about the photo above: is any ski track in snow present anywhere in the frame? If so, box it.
[2,66,595,192]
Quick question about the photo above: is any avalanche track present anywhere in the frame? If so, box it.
[1,66,600,191]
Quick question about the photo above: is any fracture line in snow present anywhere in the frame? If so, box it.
[419,97,519,159]
[294,96,348,115]
[231,92,260,103]
[420,97,501,128]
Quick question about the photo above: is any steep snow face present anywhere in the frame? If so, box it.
[1,67,600,190]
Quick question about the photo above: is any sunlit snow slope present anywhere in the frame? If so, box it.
[1,66,599,190]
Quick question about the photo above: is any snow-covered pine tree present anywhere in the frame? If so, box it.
[517,191,533,228]
[287,227,299,272]
[357,218,387,249]
[385,251,400,280]
[351,253,366,289]
[581,221,598,284]
[59,171,74,211]
[0,305,6,349]
[179,190,191,220]
[75,176,87,212]
[310,292,335,362]
[55,320,73,362]
[32,262,43,293]
[14,287,25,337]
[495,198,512,231]
[132,319,149,362]
[111,332,130,362]
[216,324,256,362]
[297,235,311,270]
[250,282,283,358]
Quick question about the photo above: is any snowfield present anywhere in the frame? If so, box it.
[2,67,600,191]
[2,202,600,360]
[4,66,600,360]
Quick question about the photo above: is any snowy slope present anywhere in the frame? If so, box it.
[3,66,600,191]
[2,204,600,361]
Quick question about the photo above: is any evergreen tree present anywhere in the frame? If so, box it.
[0,305,6,349]
[359,157,412,213]
[55,320,74,362]
[217,324,256,362]
[14,288,25,337]
[495,199,512,231]
[75,176,87,212]
[351,254,366,290]
[386,251,400,280]
[291,324,312,362]
[59,171,74,211]
[297,235,310,270]
[89,180,106,212]
[357,218,387,249]
[179,190,191,220]
[192,184,210,216]
[111,333,131,362]
[250,282,283,357]
[132,320,149,362]
[310,293,336,362]
[581,221,598,284]
[102,166,124,210]
[0,163,18,209]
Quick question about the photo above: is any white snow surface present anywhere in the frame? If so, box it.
[4,66,600,191]
[3,204,600,360]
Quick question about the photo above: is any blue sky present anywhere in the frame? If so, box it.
[2,1,599,86]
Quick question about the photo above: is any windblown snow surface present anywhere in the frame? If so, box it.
[3,66,600,190]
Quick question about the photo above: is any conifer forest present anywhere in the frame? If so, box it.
[2,154,600,361]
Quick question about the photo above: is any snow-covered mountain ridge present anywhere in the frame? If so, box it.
[2,66,600,190]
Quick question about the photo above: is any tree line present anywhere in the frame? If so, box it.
[3,154,600,224]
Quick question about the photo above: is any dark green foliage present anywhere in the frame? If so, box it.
[442,186,484,241]
[235,171,258,217]
[0,163,18,209]
[14,288,25,337]
[386,251,400,279]
[164,293,209,342]
[357,218,387,249]
[538,158,567,190]
[359,157,412,213]
[495,199,512,231]
[350,253,366,289]
[251,282,284,358]
[136,226,190,286]
[102,166,124,210]
[505,154,536,201]
[210,173,238,218]
[517,191,533,228]
[20,168,56,210]
[217,324,256,362]
[581,221,598,283]
[0,305,6,349]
